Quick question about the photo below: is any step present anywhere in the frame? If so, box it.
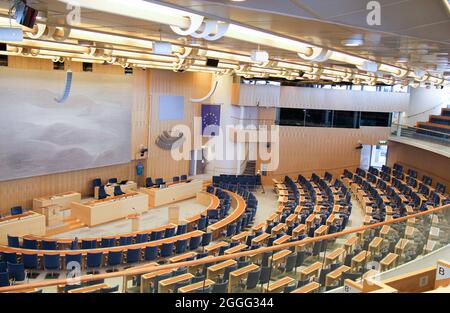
[429,115,450,126]
[442,108,450,117]
[45,218,86,236]
[416,122,450,136]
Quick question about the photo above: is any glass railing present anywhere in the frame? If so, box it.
[0,203,448,293]
[390,123,450,146]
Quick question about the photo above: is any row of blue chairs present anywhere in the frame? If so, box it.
[145,175,187,188]
[212,175,261,192]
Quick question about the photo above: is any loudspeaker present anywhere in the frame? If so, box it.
[82,62,93,72]
[0,43,6,51]
[206,58,219,67]
[15,2,38,28]
[124,67,133,75]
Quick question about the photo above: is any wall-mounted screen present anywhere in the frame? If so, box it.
[159,95,184,120]
[0,67,132,181]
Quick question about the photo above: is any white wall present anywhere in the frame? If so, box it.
[402,86,450,127]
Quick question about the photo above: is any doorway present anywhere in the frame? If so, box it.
[360,144,388,170]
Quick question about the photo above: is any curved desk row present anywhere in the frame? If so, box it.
[0,191,246,268]
[20,192,220,248]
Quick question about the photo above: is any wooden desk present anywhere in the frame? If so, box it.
[71,192,148,227]
[205,241,228,255]
[228,263,259,292]
[231,231,250,244]
[184,192,220,228]
[139,268,172,293]
[224,244,247,255]
[0,212,45,245]
[207,191,246,239]
[267,277,294,293]
[405,226,415,239]
[395,239,410,256]
[178,279,215,293]
[369,237,383,255]
[314,225,328,237]
[380,225,391,239]
[351,251,371,271]
[292,224,306,237]
[251,223,265,233]
[291,282,320,293]
[380,253,398,271]
[266,213,278,224]
[94,181,137,199]
[326,265,350,286]
[251,233,270,245]
[325,247,345,266]
[300,261,322,280]
[271,223,286,235]
[169,252,197,263]
[158,273,194,293]
[68,283,108,293]
[33,191,81,211]
[273,235,291,245]
[269,249,292,267]
[286,214,297,225]
[207,259,237,281]
[140,179,204,208]
[305,214,315,227]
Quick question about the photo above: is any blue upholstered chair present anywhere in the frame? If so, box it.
[145,177,154,187]
[107,250,122,272]
[22,238,38,250]
[22,253,39,278]
[144,246,158,261]
[98,185,109,200]
[10,206,23,216]
[108,178,118,184]
[126,248,141,264]
[114,185,125,196]
[86,252,103,274]
[7,235,20,248]
[43,254,60,279]
[7,262,26,283]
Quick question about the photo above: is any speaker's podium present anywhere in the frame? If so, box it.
[127,213,141,232]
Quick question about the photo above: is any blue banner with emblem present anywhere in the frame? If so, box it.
[201,104,221,136]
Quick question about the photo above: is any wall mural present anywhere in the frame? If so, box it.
[0,67,132,181]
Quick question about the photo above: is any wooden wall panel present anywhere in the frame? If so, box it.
[238,84,281,107]
[145,70,212,181]
[257,125,390,183]
[387,141,450,188]
[237,84,409,112]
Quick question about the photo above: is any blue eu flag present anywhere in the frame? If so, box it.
[201,104,221,136]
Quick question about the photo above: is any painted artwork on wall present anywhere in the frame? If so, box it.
[0,67,132,181]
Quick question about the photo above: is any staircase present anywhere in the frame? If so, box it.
[243,160,256,175]
[45,217,85,236]
[416,106,450,138]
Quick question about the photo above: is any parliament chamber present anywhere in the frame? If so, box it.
[0,0,449,299]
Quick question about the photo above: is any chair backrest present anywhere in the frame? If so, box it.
[10,206,23,216]
[43,254,60,270]
[108,178,118,184]
[2,252,17,264]
[7,235,20,248]
[197,216,208,230]
[211,280,228,293]
[86,252,103,268]
[22,253,38,269]
[23,238,38,250]
[144,246,158,261]
[119,236,133,246]
[195,285,212,293]
[0,272,10,287]
[173,176,180,182]
[98,185,108,199]
[223,264,238,281]
[7,262,25,282]
[283,282,297,293]
[145,177,153,187]
[285,253,297,272]
[93,178,102,188]
[65,253,82,268]
[0,262,6,272]
[180,175,187,181]
[136,233,149,243]
[155,178,164,186]
[175,239,188,254]
[81,239,97,249]
[101,285,120,293]
[246,268,261,289]
[259,266,271,284]
[126,248,141,263]
[176,224,187,235]
[101,237,115,248]
[201,232,212,247]
[189,235,202,250]
[161,242,174,257]
[114,185,124,196]
[107,250,123,266]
